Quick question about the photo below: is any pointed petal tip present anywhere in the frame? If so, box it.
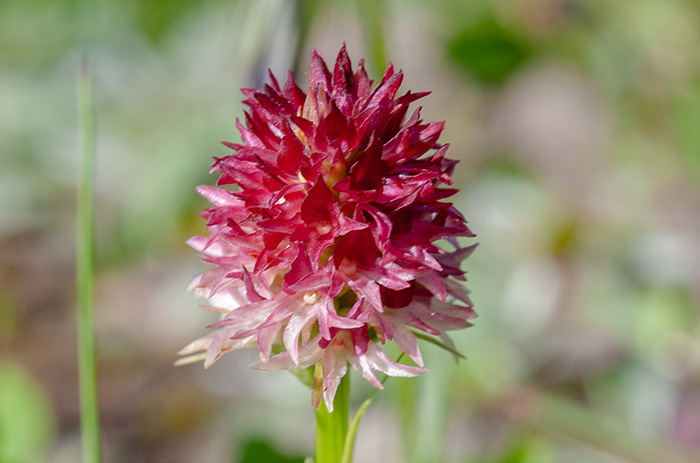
[203,357,216,369]
[173,352,207,367]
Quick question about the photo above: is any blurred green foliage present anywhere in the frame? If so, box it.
[497,433,553,463]
[237,438,306,463]
[0,361,55,462]
[447,14,532,85]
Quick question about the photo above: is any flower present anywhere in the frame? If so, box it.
[179,45,477,411]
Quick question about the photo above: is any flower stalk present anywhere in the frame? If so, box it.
[315,372,349,463]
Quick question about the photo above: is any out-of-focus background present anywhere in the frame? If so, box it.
[2,0,700,462]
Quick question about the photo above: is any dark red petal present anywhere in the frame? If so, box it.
[381,282,415,308]
[348,136,388,191]
[301,176,335,225]
[309,49,332,94]
[241,267,266,302]
[267,69,281,91]
[283,70,307,108]
[350,327,369,355]
[236,117,264,148]
[242,111,279,150]
[262,231,286,250]
[332,44,355,115]
[323,101,352,143]
[278,133,310,175]
[334,228,379,268]
[366,71,403,111]
[379,63,395,86]
[284,246,314,288]
[354,59,372,101]
[290,116,316,140]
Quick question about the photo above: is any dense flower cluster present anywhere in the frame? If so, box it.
[180,46,476,410]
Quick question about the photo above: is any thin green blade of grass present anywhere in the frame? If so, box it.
[340,387,378,463]
[76,55,102,463]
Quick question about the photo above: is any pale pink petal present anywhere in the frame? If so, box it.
[322,349,349,412]
[364,342,427,378]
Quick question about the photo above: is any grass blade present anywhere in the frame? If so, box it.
[77,55,102,463]
[340,388,377,463]
[340,354,405,463]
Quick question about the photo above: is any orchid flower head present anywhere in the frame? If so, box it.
[180,45,477,411]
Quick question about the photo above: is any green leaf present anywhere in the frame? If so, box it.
[0,361,55,462]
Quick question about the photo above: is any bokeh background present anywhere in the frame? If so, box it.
[3,0,700,462]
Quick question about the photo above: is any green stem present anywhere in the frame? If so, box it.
[357,0,388,76]
[77,55,102,463]
[315,372,350,463]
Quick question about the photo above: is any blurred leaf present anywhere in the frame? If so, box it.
[237,437,306,463]
[447,15,532,85]
[0,0,79,67]
[130,0,221,43]
[0,361,55,462]
[635,286,696,351]
[498,432,553,463]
